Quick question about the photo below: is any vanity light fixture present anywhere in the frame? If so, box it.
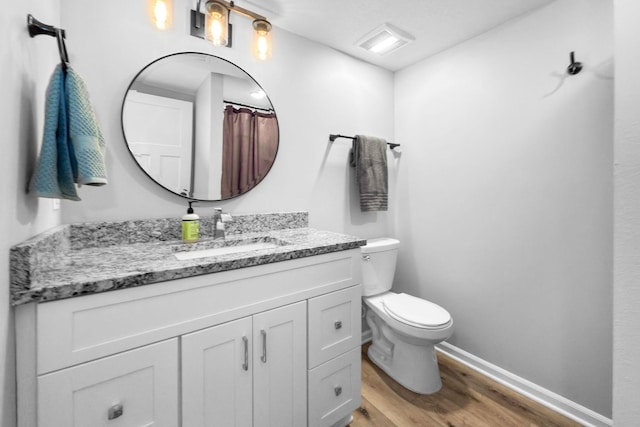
[190,0,273,60]
[356,23,414,56]
[150,0,172,30]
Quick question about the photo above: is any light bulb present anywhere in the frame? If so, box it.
[150,0,172,30]
[154,0,168,29]
[209,16,223,44]
[257,35,268,59]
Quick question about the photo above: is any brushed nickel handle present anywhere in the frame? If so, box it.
[242,336,249,371]
[107,403,123,420]
[362,255,371,261]
[261,330,267,363]
[334,386,342,396]
[334,321,343,330]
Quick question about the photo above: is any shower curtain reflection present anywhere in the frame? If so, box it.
[221,105,278,198]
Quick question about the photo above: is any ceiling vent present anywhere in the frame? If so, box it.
[356,23,414,56]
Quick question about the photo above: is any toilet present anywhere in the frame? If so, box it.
[362,238,453,394]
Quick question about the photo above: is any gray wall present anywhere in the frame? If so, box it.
[393,0,613,417]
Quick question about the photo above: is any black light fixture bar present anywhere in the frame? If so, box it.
[190,0,266,44]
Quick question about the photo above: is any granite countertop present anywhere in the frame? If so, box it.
[10,212,366,306]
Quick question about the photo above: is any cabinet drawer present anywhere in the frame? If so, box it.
[308,347,362,427]
[308,285,361,368]
[37,339,179,427]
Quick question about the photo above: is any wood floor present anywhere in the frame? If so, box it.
[350,344,582,427]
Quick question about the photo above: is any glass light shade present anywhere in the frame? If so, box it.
[252,19,272,60]
[150,0,172,30]
[205,1,229,46]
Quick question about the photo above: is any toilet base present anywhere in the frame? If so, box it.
[366,311,444,394]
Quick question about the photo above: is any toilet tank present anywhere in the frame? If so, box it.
[361,238,400,297]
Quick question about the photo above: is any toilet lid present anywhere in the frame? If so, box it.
[382,293,451,329]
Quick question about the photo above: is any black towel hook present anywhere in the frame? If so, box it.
[27,14,69,70]
[567,51,582,75]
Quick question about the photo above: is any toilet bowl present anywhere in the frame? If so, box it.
[361,238,453,394]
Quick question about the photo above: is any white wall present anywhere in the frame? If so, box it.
[613,1,640,424]
[59,0,396,239]
[394,0,613,417]
[1,1,64,426]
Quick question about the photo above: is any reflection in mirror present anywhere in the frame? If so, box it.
[121,52,279,201]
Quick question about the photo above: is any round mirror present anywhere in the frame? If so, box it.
[121,52,279,201]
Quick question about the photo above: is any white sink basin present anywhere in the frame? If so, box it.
[174,241,281,261]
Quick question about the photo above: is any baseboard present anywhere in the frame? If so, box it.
[361,329,372,344]
[436,342,612,427]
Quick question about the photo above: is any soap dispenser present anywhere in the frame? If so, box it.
[182,202,200,243]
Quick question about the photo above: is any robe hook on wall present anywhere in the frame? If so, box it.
[567,51,583,75]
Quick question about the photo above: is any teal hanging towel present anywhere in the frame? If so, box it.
[66,66,107,186]
[29,64,79,200]
[29,64,107,200]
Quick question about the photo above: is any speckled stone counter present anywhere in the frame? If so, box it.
[10,212,366,306]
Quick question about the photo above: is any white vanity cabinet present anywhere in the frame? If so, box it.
[15,249,362,427]
[182,302,307,427]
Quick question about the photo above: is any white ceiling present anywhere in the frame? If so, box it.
[238,0,555,71]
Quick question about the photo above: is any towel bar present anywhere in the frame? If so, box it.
[329,134,400,149]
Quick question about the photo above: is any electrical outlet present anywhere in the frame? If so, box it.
[52,199,60,211]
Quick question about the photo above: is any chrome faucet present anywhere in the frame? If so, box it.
[212,208,233,240]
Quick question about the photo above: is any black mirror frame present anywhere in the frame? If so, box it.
[120,51,279,201]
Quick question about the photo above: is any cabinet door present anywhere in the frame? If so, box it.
[253,301,307,427]
[182,317,253,427]
[37,339,178,427]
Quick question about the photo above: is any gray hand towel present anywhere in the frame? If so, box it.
[350,135,388,212]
